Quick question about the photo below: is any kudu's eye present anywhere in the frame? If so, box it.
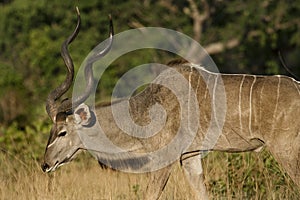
[58,131,67,137]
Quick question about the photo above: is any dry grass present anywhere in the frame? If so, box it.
[203,151,300,199]
[0,152,192,200]
[0,150,299,200]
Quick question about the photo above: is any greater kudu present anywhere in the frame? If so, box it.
[42,8,300,200]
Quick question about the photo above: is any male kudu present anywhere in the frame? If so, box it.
[42,8,300,199]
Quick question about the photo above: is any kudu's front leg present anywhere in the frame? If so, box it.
[144,164,173,200]
[182,154,209,200]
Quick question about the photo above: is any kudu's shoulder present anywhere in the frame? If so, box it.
[166,59,189,66]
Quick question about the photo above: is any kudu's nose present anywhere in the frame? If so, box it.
[41,162,49,172]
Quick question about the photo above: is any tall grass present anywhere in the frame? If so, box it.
[203,151,299,199]
[0,150,299,199]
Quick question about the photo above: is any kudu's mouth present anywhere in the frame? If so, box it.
[42,148,82,173]
[42,160,67,173]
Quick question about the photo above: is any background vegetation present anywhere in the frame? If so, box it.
[0,0,300,199]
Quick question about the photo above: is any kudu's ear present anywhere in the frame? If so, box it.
[74,104,96,127]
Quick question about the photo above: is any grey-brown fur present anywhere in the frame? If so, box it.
[42,9,300,200]
[43,62,300,199]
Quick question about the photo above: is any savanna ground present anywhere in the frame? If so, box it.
[1,149,299,200]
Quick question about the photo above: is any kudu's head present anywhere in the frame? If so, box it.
[42,8,113,173]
